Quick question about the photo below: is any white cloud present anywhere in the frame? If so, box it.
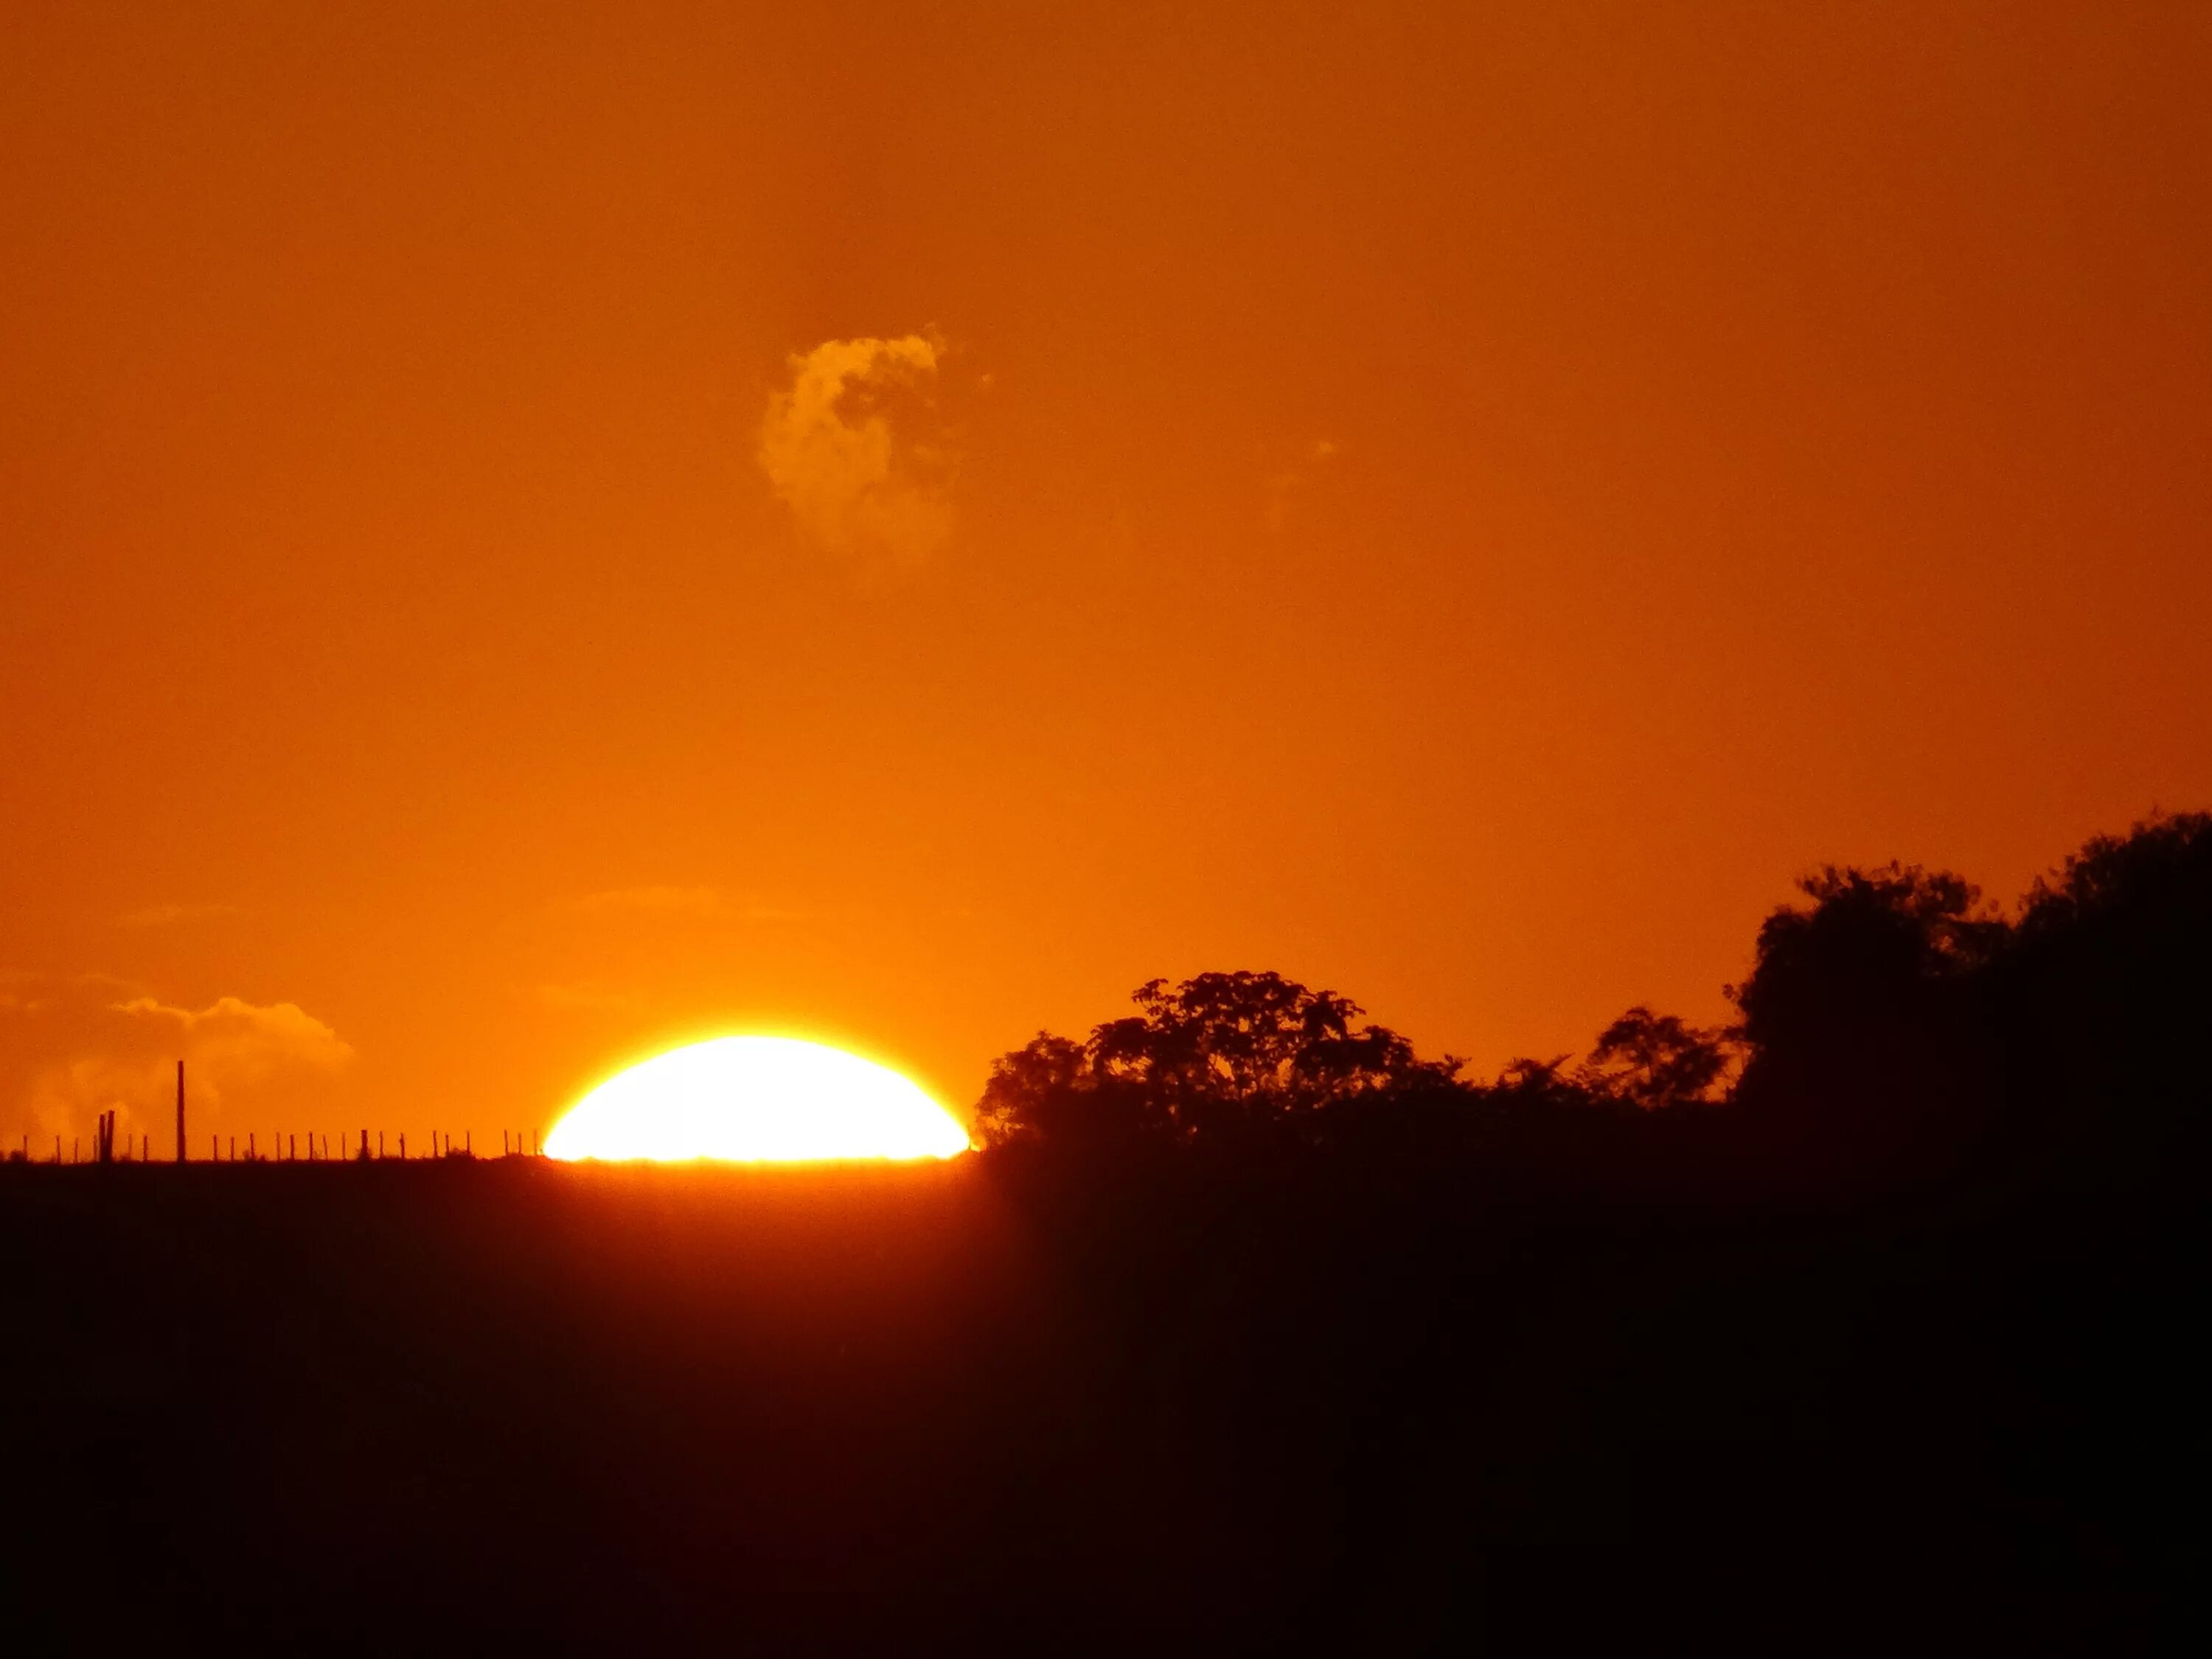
[757,334,955,577]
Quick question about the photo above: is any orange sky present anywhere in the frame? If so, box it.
[3,2,2207,1153]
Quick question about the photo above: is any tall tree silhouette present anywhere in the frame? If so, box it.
[1728,862,2009,1175]
[1997,810,2212,1190]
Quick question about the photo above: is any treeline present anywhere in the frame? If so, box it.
[974,811,2211,1199]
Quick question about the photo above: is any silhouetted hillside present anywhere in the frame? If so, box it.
[2,813,2203,1653]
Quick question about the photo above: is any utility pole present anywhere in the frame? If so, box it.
[175,1060,187,1163]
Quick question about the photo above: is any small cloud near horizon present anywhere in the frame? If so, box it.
[1265,437,1341,532]
[4,984,353,1146]
[560,886,807,924]
[529,982,651,1015]
[119,902,241,929]
[566,885,725,917]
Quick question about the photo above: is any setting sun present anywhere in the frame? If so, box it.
[543,1037,970,1163]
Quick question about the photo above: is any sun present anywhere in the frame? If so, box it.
[543,1036,970,1164]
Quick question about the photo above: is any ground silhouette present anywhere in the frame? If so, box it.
[1,813,2202,1652]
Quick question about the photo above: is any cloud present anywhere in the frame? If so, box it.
[114,995,355,1084]
[529,982,650,1015]
[1,981,352,1147]
[119,901,240,928]
[757,334,955,577]
[1264,437,1341,532]
[560,886,805,924]
[566,884,725,917]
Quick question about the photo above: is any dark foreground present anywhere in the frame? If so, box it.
[1,1154,2192,1655]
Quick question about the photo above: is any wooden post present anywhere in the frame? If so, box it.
[175,1060,186,1163]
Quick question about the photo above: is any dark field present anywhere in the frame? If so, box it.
[1,1154,2191,1653]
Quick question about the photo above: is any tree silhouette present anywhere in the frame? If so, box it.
[971,815,2212,1200]
[1998,810,2212,1190]
[1575,1006,1739,1111]
[1725,863,2007,1159]
[975,970,1456,1150]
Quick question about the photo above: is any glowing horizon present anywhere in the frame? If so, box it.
[543,1036,971,1164]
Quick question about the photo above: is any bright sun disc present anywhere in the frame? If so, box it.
[543,1037,970,1163]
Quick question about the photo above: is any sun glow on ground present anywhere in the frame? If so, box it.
[543,1036,970,1163]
